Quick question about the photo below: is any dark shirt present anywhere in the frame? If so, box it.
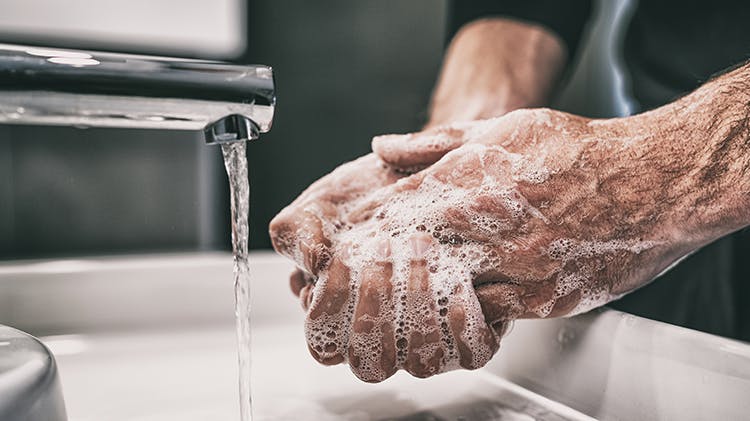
[626,1,750,110]
[448,0,750,341]
[449,0,750,108]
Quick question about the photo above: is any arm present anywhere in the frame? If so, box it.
[374,61,750,320]
[611,61,750,267]
[427,18,566,127]
[269,59,750,383]
[269,6,750,385]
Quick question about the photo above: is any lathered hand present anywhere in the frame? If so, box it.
[271,148,497,382]
[270,153,402,303]
[271,63,750,383]
[373,109,686,324]
[272,109,678,382]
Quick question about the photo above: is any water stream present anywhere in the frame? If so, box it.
[221,141,252,421]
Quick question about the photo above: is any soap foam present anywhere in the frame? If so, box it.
[303,153,507,380]
[293,143,658,381]
[543,237,658,315]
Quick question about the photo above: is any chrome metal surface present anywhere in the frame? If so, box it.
[0,44,275,144]
[0,324,67,421]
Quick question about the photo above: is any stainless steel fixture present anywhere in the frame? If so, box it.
[0,44,275,145]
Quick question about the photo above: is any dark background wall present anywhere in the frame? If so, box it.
[242,1,447,249]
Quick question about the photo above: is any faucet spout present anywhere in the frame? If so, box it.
[205,114,260,145]
[0,44,276,143]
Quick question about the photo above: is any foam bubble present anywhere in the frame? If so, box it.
[296,142,660,381]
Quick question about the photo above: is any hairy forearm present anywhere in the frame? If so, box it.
[589,62,750,262]
[646,62,750,242]
[495,63,750,296]
[427,18,567,128]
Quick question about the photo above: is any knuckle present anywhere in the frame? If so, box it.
[268,212,297,254]
[504,107,554,127]
[302,242,332,276]
[289,270,306,296]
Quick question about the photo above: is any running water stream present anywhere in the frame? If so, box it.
[221,141,252,421]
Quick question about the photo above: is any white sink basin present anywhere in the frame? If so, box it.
[44,325,590,421]
[1,252,749,420]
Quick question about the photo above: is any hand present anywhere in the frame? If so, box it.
[271,150,500,382]
[270,153,403,305]
[271,108,680,383]
[272,62,750,383]
[372,108,701,325]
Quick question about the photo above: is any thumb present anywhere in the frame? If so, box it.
[372,117,513,172]
[372,125,469,172]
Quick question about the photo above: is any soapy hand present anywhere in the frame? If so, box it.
[271,108,700,383]
[270,153,502,382]
[272,62,750,383]
[370,109,689,324]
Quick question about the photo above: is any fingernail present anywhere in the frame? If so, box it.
[339,242,352,261]
[375,239,391,260]
[409,234,432,258]
[301,285,313,310]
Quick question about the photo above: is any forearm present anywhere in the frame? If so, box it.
[652,62,750,242]
[427,18,567,128]
[595,62,750,258]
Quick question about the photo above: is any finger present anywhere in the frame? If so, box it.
[447,281,499,370]
[475,279,551,325]
[372,125,467,171]
[289,269,313,297]
[269,206,333,276]
[279,154,376,210]
[348,239,397,383]
[305,256,352,366]
[548,289,583,318]
[299,284,313,311]
[402,234,445,378]
[475,280,525,321]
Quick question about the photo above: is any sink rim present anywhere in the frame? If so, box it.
[0,323,67,421]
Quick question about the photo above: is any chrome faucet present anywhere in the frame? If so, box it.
[0,44,275,144]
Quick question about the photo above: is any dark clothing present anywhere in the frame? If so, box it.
[448,0,750,108]
[625,1,750,110]
[446,0,593,61]
[448,0,750,341]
